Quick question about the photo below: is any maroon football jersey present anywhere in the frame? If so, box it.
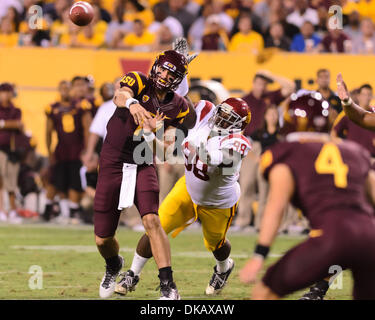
[332,111,375,156]
[46,101,90,162]
[0,103,22,149]
[100,71,189,166]
[261,140,374,229]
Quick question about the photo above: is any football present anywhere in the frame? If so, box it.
[69,1,94,26]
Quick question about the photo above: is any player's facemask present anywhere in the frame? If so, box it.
[209,103,244,135]
[153,66,181,91]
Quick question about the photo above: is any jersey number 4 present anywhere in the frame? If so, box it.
[314,143,349,188]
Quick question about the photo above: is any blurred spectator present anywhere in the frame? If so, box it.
[188,1,214,51]
[250,104,282,230]
[69,5,107,48]
[351,18,375,54]
[286,0,319,28]
[0,16,18,47]
[318,23,350,53]
[43,0,73,22]
[211,0,234,35]
[201,14,229,51]
[6,6,21,32]
[105,0,133,45]
[123,0,154,28]
[263,5,299,42]
[0,83,24,223]
[315,68,342,129]
[149,1,184,50]
[265,21,290,51]
[184,0,201,17]
[18,16,51,47]
[88,0,112,23]
[290,21,321,52]
[254,0,272,32]
[344,10,361,40]
[228,14,264,54]
[50,8,78,47]
[0,0,23,20]
[230,0,263,37]
[233,70,295,230]
[111,18,155,50]
[167,0,195,37]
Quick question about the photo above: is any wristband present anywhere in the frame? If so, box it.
[253,244,270,260]
[143,132,155,142]
[341,97,352,107]
[0,120,4,128]
[125,98,139,109]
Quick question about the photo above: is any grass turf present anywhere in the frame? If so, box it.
[0,223,352,300]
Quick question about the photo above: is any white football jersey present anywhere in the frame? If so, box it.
[182,100,251,208]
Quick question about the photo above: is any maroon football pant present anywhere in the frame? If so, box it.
[94,164,159,238]
[262,211,375,300]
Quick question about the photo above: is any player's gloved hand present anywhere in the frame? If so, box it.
[172,37,199,64]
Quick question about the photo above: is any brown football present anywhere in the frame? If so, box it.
[69,1,94,26]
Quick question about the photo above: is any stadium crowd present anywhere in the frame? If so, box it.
[0,0,375,235]
[1,0,375,53]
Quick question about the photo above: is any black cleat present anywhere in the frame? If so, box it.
[159,281,180,300]
[205,258,235,295]
[299,286,327,300]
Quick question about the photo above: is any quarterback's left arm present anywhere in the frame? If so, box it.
[179,96,197,130]
[240,163,294,284]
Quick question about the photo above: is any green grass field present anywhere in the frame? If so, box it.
[0,223,353,300]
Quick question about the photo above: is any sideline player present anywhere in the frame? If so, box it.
[114,97,252,297]
[94,49,196,300]
[336,73,375,130]
[239,121,375,299]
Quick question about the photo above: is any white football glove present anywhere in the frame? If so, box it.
[172,37,199,64]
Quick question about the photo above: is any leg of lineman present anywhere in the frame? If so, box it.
[198,204,236,295]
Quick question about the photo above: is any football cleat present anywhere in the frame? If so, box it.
[158,281,181,300]
[99,255,124,298]
[205,258,235,295]
[114,270,139,296]
[299,286,327,300]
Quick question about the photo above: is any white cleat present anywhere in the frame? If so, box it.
[99,256,124,298]
[8,210,22,224]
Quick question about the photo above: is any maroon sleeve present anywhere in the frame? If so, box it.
[260,141,295,181]
[12,107,22,120]
[265,89,285,105]
[119,71,147,99]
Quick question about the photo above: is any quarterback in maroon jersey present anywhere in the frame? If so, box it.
[239,93,375,300]
[94,50,196,300]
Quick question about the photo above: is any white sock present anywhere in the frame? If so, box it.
[60,199,70,218]
[130,252,150,276]
[216,258,230,274]
[68,200,79,209]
